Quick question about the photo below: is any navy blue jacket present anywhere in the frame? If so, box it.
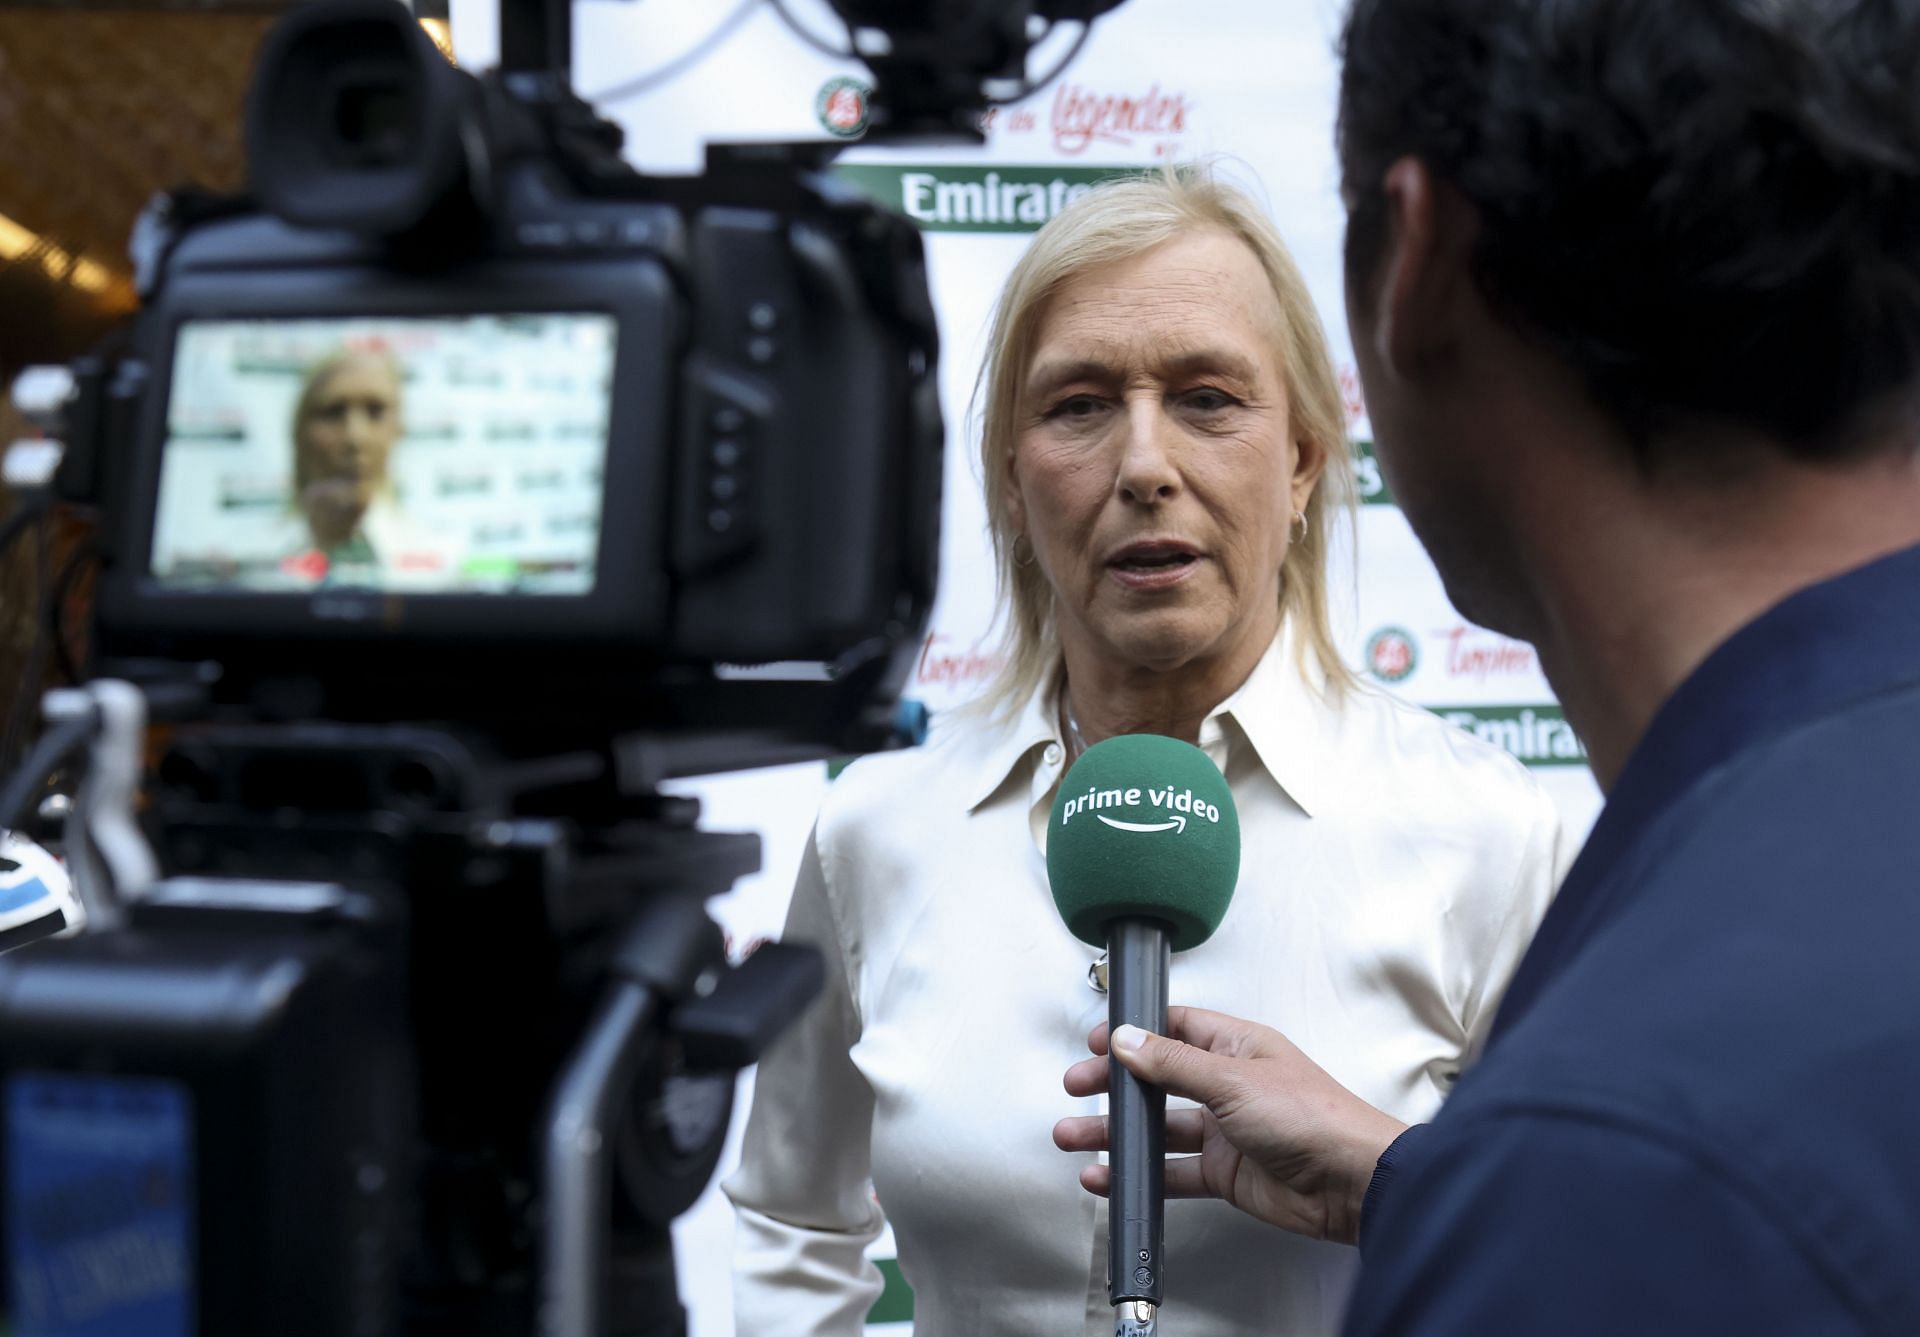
[1348,544,1920,1337]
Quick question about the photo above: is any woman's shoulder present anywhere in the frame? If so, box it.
[806,708,1031,934]
[817,704,1024,841]
[1331,681,1557,826]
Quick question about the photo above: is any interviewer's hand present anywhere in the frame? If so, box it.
[1052,1007,1408,1246]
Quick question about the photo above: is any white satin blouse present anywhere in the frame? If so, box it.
[724,631,1563,1336]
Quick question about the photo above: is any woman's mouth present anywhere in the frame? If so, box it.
[304,476,375,515]
[1108,542,1202,589]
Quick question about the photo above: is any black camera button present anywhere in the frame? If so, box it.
[748,302,778,332]
[514,221,569,249]
[678,368,768,571]
[747,336,776,364]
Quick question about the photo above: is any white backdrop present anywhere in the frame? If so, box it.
[447,3,1604,1330]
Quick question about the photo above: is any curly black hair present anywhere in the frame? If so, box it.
[1338,0,1920,456]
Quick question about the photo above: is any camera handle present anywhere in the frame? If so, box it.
[500,0,569,80]
[540,890,825,1337]
[540,958,667,1337]
[40,679,159,931]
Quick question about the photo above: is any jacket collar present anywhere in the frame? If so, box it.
[1490,540,1920,1041]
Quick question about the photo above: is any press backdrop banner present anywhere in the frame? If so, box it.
[450,3,1604,1330]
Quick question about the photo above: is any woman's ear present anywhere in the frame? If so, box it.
[1002,447,1026,534]
[1290,433,1328,518]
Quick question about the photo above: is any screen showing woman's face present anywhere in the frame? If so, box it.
[153,313,615,595]
[297,354,403,516]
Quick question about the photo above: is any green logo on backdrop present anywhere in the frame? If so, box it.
[1353,439,1394,506]
[830,164,1151,233]
[1431,704,1588,767]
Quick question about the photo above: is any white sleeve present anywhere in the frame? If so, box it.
[722,826,885,1335]
[1459,781,1565,1064]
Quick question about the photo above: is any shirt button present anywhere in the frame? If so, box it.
[1043,743,1063,765]
[1087,955,1108,993]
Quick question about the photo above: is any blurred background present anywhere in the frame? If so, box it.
[0,2,271,776]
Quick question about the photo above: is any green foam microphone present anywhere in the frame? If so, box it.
[1048,733,1240,951]
[1046,733,1240,1326]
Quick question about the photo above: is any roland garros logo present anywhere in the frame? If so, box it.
[815,77,871,139]
[1059,783,1224,834]
[1366,626,1418,683]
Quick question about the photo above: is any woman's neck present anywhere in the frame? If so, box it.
[1060,613,1279,749]
[305,493,373,550]
[309,513,367,550]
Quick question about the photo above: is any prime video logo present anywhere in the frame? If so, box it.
[1059,784,1223,835]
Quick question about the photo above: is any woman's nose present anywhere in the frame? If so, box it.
[1115,400,1180,504]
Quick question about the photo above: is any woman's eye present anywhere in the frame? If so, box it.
[1047,395,1104,420]
[1185,388,1238,412]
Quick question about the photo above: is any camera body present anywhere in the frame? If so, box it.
[80,0,941,750]
[1,878,414,1337]
[0,720,805,1337]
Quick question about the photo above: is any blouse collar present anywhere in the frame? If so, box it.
[959,622,1345,818]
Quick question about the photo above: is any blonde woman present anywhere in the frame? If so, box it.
[725,167,1562,1336]
[290,347,407,560]
[271,347,460,589]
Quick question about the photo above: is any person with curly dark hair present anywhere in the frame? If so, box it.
[1054,2,1920,1331]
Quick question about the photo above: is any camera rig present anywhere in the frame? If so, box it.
[0,1,1124,1335]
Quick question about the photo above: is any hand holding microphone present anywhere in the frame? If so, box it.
[1054,1008,1410,1247]
[1044,734,1407,1264]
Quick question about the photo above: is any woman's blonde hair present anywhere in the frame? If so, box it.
[975,162,1357,717]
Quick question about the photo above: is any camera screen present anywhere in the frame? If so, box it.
[150,314,617,595]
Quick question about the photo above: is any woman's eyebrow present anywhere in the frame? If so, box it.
[1160,349,1263,385]
[1026,348,1265,400]
[1024,358,1111,401]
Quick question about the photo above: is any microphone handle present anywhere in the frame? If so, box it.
[1108,916,1170,1308]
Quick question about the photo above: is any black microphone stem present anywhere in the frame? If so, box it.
[1108,916,1170,1316]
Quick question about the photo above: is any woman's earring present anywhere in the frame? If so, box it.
[1012,534,1037,567]
[1290,510,1309,543]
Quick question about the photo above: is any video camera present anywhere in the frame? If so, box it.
[92,0,946,747]
[0,2,1121,1334]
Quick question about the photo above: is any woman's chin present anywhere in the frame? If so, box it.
[1088,609,1238,675]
